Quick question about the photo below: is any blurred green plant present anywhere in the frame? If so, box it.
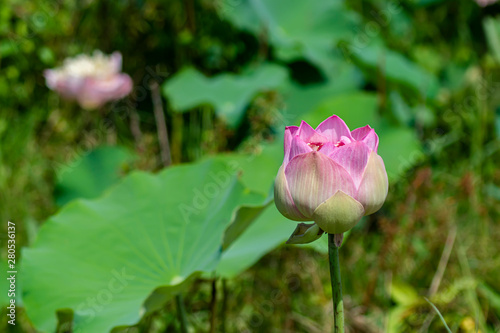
[1,0,499,332]
[54,146,137,206]
[162,63,287,127]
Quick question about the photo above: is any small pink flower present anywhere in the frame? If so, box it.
[274,115,388,240]
[44,51,133,109]
[476,0,498,7]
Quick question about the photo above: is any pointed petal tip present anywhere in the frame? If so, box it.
[286,223,324,244]
[296,120,328,144]
[286,135,313,164]
[297,120,315,133]
[351,125,379,152]
[315,114,353,142]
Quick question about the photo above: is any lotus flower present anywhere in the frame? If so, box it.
[44,50,133,109]
[476,0,497,7]
[274,115,388,241]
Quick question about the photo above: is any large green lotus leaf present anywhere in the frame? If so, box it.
[205,142,285,250]
[21,159,266,333]
[216,204,295,278]
[218,0,360,74]
[209,141,285,197]
[54,146,136,206]
[162,63,287,127]
[222,204,271,251]
[235,142,284,196]
[351,46,439,100]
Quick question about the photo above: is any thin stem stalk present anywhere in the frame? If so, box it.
[328,233,344,333]
[150,81,172,167]
[220,278,228,333]
[175,294,188,333]
[209,278,217,333]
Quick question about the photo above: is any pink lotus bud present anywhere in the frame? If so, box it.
[274,116,388,238]
[44,51,133,109]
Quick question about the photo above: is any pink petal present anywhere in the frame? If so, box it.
[285,151,356,218]
[90,74,132,97]
[274,165,309,221]
[357,152,388,215]
[44,69,59,90]
[362,130,379,152]
[285,136,312,165]
[316,142,336,157]
[284,126,299,162]
[49,74,86,99]
[297,121,328,144]
[63,76,87,98]
[78,74,133,109]
[351,125,379,152]
[351,125,370,140]
[286,126,299,136]
[109,52,123,73]
[315,115,353,142]
[329,141,371,189]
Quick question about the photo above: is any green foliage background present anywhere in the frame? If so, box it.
[1,0,500,332]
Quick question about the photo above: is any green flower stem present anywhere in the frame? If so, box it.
[220,278,228,333]
[209,278,217,333]
[328,233,344,333]
[175,294,188,333]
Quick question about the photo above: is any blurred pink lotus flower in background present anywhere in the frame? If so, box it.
[274,116,388,243]
[44,51,133,109]
[476,0,498,6]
